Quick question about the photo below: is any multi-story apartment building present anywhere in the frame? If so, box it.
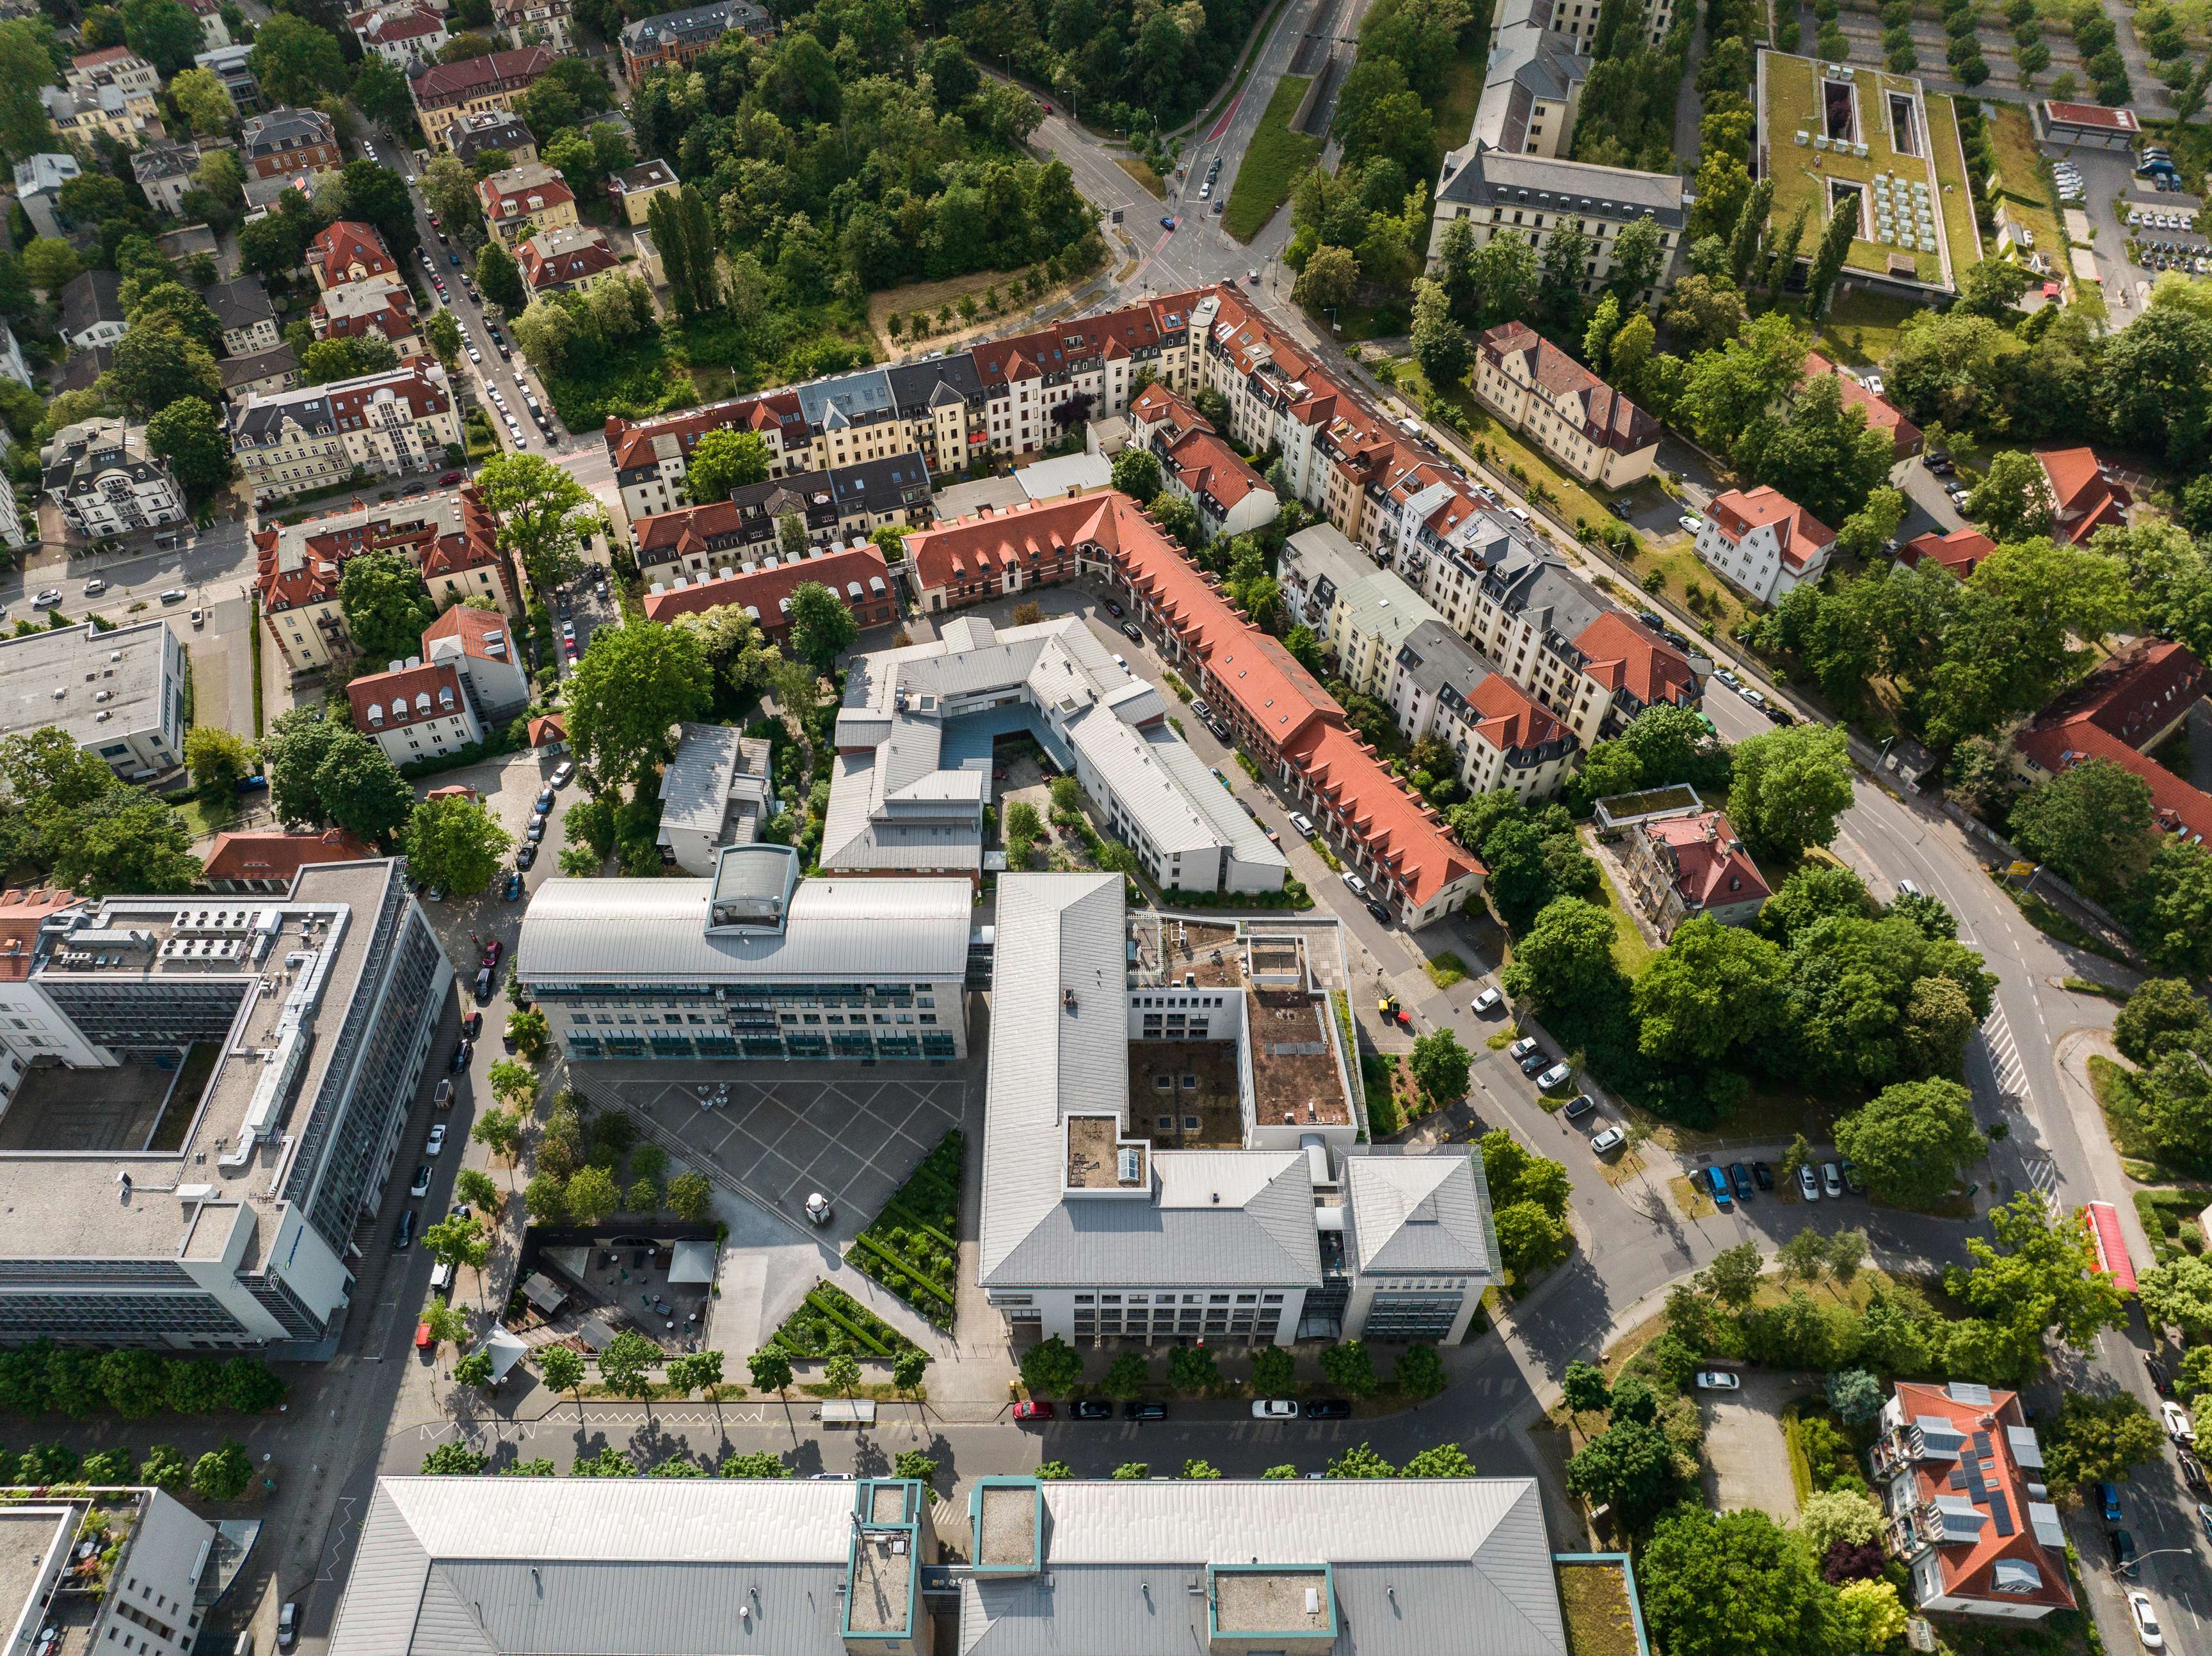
[628,452,931,579]
[255,488,513,674]
[349,3,447,65]
[1620,805,1770,934]
[1871,1381,2075,1621]
[308,219,400,292]
[907,494,1484,927]
[1472,321,1661,488]
[516,225,620,296]
[67,45,160,104]
[346,656,483,763]
[606,157,678,223]
[0,857,448,1347]
[330,1473,1576,1656]
[191,43,259,111]
[239,107,343,207]
[408,47,554,150]
[618,0,771,80]
[1693,484,1834,605]
[304,220,418,351]
[448,109,537,166]
[492,0,572,49]
[12,152,80,239]
[518,844,973,1062]
[229,360,461,506]
[1127,382,1278,538]
[58,271,128,350]
[1387,620,1576,800]
[39,418,187,539]
[1428,149,1686,307]
[0,463,30,553]
[1466,0,1589,157]
[209,276,280,358]
[982,875,1497,1341]
[641,543,898,638]
[131,139,203,216]
[48,47,160,143]
[0,1489,228,1656]
[0,619,184,781]
[476,160,575,242]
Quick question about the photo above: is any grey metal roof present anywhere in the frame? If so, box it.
[657,722,760,836]
[515,871,973,985]
[959,1480,1566,1656]
[976,875,1321,1290]
[1394,619,1494,702]
[795,366,895,431]
[1343,1151,1498,1277]
[1437,147,1687,230]
[58,270,124,333]
[885,353,984,415]
[618,0,769,49]
[207,276,275,333]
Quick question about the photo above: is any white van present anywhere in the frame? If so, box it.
[429,1260,454,1294]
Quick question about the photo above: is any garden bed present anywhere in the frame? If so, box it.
[2133,1186,2212,1264]
[842,1130,963,1327]
[769,1282,922,1360]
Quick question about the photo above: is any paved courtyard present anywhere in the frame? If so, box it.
[594,1067,972,1236]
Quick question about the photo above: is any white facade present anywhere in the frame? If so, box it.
[0,619,184,781]
[351,659,485,765]
[1693,488,1834,607]
[39,418,188,539]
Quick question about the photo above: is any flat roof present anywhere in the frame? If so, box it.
[0,1506,74,1656]
[0,620,172,750]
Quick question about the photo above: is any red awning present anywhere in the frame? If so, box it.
[2086,1201,2138,1293]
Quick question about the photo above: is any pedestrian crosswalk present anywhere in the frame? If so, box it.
[1980,1007,2028,1103]
[2019,1152,2063,1217]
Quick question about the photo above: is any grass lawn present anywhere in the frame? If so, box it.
[1813,287,1921,366]
[1667,1174,1717,1220]
[171,795,231,841]
[1633,1084,1843,1154]
[867,267,1062,355]
[1424,949,1469,989]
[1623,536,1753,644]
[1224,74,1320,241]
[1427,36,1486,161]
[1983,100,2063,256]
[1391,360,1622,529]
[1585,850,1656,978]
[1116,157,1166,198]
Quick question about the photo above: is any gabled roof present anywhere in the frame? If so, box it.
[1477,322,1658,455]
[516,226,618,291]
[1640,810,1769,910]
[207,276,276,333]
[407,47,551,105]
[1706,484,1836,571]
[58,269,125,332]
[1898,527,1994,580]
[421,603,516,664]
[2016,641,2212,843]
[1573,610,1697,706]
[2034,446,2130,545]
[639,545,892,626]
[347,658,469,729]
[1800,351,1923,458]
[1887,1381,2074,1613]
[201,828,374,886]
[307,220,398,287]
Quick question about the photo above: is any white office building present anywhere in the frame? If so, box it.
[517,845,973,1062]
[828,617,1286,895]
[328,1474,1573,1656]
[0,859,451,1348]
[978,874,1498,1346]
[0,619,184,781]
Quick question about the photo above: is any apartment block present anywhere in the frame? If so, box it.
[408,47,554,150]
[618,0,771,79]
[229,360,461,506]
[476,160,576,243]
[239,107,342,207]
[1128,381,1278,538]
[1693,484,1834,606]
[639,543,898,641]
[39,418,186,538]
[1472,321,1660,489]
[629,452,931,580]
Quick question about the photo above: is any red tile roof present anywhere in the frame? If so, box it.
[1800,351,1923,458]
[353,7,444,42]
[906,493,1478,909]
[1899,527,1996,580]
[968,304,1177,392]
[1478,321,1659,455]
[72,45,136,69]
[410,47,552,107]
[201,828,374,886]
[1886,1381,2075,1614]
[1574,611,1697,708]
[1641,810,1769,911]
[517,230,618,292]
[2042,99,2138,130]
[347,659,470,731]
[0,888,79,982]
[477,165,574,223]
[603,392,808,474]
[1463,673,1566,755]
[256,490,500,614]
[639,545,893,627]
[306,220,397,290]
[312,289,417,345]
[2016,641,2212,843]
[421,601,517,663]
[1130,383,1269,513]
[1709,485,1836,571]
[528,713,566,746]
[2035,447,2131,545]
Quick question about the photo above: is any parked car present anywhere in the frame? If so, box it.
[1820,1161,1844,1198]
[449,1038,473,1072]
[1728,1162,1752,1202]
[2163,1399,2195,1443]
[1705,1164,1733,1210]
[1365,900,1393,926]
[1301,1397,1351,1419]
[2129,1589,2165,1650]
[2112,1527,2139,1576]
[1535,1062,1572,1091]
[1069,1399,1114,1420]
[1190,697,1214,721]
[433,1078,454,1108]
[1591,1126,1626,1155]
[1839,1159,1864,1194]
[1713,668,1742,690]
[503,870,524,901]
[1471,987,1502,1014]
[1798,1163,1820,1200]
[426,1124,447,1156]
[2099,1480,2124,1523]
[517,843,538,870]
[1341,869,1370,898]
[1518,1050,1550,1078]
[2147,1354,2172,1395]
[1563,1093,1597,1121]
[1012,1400,1054,1421]
[462,1012,482,1040]
[552,760,575,787]
[1751,1160,1774,1190]
[1252,1399,1299,1419]
[1123,1401,1169,1421]
[1288,812,1316,837]
[409,1164,431,1198]
[1121,621,1142,643]
[1694,1371,1741,1391]
[1103,599,1124,616]
[2198,1502,2212,1545]
[392,1211,415,1251]
[2180,1449,2206,1493]
[277,1608,296,1652]
[1678,514,1703,534]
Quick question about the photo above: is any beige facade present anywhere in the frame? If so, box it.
[230,363,464,506]
[1471,322,1658,489]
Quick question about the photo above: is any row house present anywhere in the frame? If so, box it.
[1387,619,1576,801]
[629,452,931,580]
[904,493,1484,928]
[618,0,771,80]
[408,47,554,150]
[477,160,576,243]
[255,488,513,674]
[349,4,448,65]
[639,543,898,641]
[1126,382,1278,538]
[228,360,462,506]
[1472,320,1659,489]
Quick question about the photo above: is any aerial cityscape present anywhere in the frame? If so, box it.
[0,0,2199,1652]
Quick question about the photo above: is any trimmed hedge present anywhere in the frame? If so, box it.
[770,1284,920,1359]
[842,1131,963,1328]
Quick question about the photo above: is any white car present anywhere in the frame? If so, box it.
[31,589,61,608]
[1863,373,1885,397]
[1288,811,1315,837]
[1678,514,1703,534]
[2128,1590,2164,1650]
[1713,668,1742,689]
[408,1165,431,1197]
[2163,1399,2196,1443]
[1341,869,1369,898]
[81,577,106,596]
[1471,987,1503,1014]
[425,1124,446,1155]
[1820,1161,1844,1198]
[1590,1126,1626,1155]
[1739,687,1767,708]
[1535,1062,1572,1091]
[1798,1163,1820,1200]
[1694,1371,1741,1392]
[552,760,575,788]
[1251,1399,1299,1419]
[1509,1035,1539,1060]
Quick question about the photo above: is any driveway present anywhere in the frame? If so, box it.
[1699,1370,1806,1523]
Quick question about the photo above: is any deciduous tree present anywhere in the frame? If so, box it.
[1832,1078,1982,1209]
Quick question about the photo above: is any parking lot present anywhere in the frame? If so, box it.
[588,1063,976,1237]
[2046,139,2200,318]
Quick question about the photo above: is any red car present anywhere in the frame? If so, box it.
[438,471,464,486]
[1013,1400,1054,1421]
[482,939,504,971]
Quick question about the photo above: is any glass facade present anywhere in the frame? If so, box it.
[548,981,963,1062]
[1360,1288,1465,1340]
